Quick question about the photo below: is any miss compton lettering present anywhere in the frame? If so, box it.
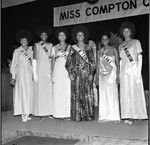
[54,0,149,27]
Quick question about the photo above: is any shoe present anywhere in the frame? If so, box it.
[124,120,130,124]
[40,117,45,122]
[48,116,54,119]
[22,115,27,122]
[124,120,133,125]
[22,117,27,122]
[128,121,133,125]
[27,117,32,120]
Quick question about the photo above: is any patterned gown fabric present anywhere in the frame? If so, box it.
[98,48,120,122]
[32,41,54,116]
[119,39,148,119]
[65,44,95,121]
[10,46,33,116]
[53,44,71,118]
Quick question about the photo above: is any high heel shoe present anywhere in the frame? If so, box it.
[22,115,27,122]
[27,116,32,120]
[124,120,133,125]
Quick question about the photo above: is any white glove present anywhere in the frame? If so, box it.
[136,54,142,82]
[119,60,122,78]
[32,59,38,82]
[137,54,142,72]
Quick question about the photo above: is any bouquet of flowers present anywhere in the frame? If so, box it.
[109,31,123,50]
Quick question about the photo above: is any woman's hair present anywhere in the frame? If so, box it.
[55,27,68,40]
[16,30,32,43]
[119,21,136,38]
[101,32,110,39]
[71,25,89,43]
[36,25,51,38]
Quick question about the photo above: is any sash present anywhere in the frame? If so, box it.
[41,43,52,61]
[59,50,67,59]
[57,44,69,59]
[100,53,113,75]
[20,48,32,65]
[72,45,88,63]
[123,43,134,63]
[102,53,112,64]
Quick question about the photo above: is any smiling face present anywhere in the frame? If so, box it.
[40,32,48,41]
[58,32,66,42]
[76,32,84,42]
[101,35,109,46]
[20,38,28,47]
[123,28,131,39]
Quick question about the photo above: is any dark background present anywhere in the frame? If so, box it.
[2,0,149,89]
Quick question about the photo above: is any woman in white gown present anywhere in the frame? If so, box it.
[119,21,148,125]
[10,31,33,122]
[32,26,54,121]
[53,28,71,119]
[97,33,120,122]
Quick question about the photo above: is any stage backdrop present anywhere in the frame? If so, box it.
[53,0,149,27]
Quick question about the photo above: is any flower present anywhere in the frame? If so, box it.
[109,31,123,50]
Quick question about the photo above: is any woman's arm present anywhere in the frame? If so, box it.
[32,44,38,82]
[113,47,120,84]
[113,48,119,74]
[51,45,56,75]
[95,49,100,85]
[65,47,75,80]
[136,40,143,72]
[10,49,18,80]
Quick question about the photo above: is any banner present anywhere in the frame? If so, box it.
[2,0,36,8]
[53,0,149,27]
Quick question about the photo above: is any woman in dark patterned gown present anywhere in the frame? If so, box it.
[65,25,95,121]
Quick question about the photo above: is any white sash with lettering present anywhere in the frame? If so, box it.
[123,43,134,64]
[21,48,32,65]
[59,50,68,59]
[100,53,113,75]
[57,44,69,60]
[122,43,137,75]
[72,45,88,63]
[41,42,53,61]
[102,53,112,64]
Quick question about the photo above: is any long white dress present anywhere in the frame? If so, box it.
[32,41,55,116]
[119,39,148,119]
[10,46,33,116]
[53,44,71,118]
[98,48,120,122]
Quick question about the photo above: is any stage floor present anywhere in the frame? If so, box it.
[2,109,148,144]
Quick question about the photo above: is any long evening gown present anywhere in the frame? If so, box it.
[10,46,33,116]
[53,44,71,118]
[65,44,95,121]
[98,48,120,122]
[32,41,54,116]
[119,39,148,119]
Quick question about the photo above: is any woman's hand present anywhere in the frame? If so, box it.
[89,75,93,81]
[94,76,99,86]
[10,79,16,87]
[69,74,74,80]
